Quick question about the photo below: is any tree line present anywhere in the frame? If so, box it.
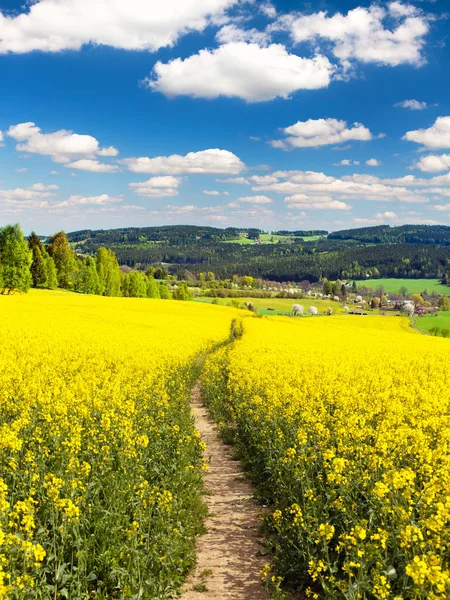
[0,224,187,299]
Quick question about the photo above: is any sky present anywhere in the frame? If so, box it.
[0,0,450,235]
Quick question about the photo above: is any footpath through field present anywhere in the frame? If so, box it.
[181,383,269,600]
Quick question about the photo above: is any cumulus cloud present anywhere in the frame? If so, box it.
[97,146,119,157]
[395,99,429,110]
[148,42,334,102]
[285,194,351,210]
[0,130,3,146]
[55,194,122,207]
[272,118,375,149]
[129,176,181,197]
[434,204,450,212]
[414,154,450,173]
[123,149,244,175]
[252,169,434,204]
[0,0,239,54]
[215,25,269,45]
[260,2,277,19]
[366,158,381,166]
[273,2,429,67]
[15,168,28,173]
[334,159,360,166]
[403,117,450,149]
[238,195,273,204]
[203,190,221,196]
[250,175,279,184]
[0,182,58,201]
[65,159,119,173]
[7,122,117,164]
[216,177,249,184]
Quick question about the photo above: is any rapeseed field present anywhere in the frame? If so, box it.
[0,291,233,599]
[202,315,450,599]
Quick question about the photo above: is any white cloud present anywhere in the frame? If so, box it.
[334,159,360,166]
[366,158,381,166]
[217,176,249,184]
[376,211,398,220]
[434,204,450,212]
[395,99,429,110]
[215,25,269,45]
[203,190,221,196]
[148,42,334,102]
[0,183,58,201]
[123,149,244,175]
[403,117,450,149]
[252,169,433,204]
[274,2,429,67]
[0,0,239,54]
[414,154,450,173]
[50,170,59,175]
[7,121,117,164]
[55,194,122,208]
[129,176,181,197]
[15,168,28,173]
[285,193,351,210]
[238,195,273,204]
[260,2,277,19]
[65,159,119,173]
[250,175,279,184]
[272,118,375,149]
[97,146,119,157]
[0,130,3,146]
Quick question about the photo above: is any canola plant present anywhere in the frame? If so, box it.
[0,291,233,599]
[202,315,450,600]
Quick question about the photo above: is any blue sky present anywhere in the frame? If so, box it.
[0,0,449,234]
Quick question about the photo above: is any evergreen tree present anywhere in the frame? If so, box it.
[28,232,48,287]
[146,275,160,299]
[0,224,32,294]
[97,247,121,296]
[48,231,77,288]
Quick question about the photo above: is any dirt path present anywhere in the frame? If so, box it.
[181,383,269,600]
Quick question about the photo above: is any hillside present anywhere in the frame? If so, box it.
[65,224,450,284]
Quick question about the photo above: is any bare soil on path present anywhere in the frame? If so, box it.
[180,383,269,600]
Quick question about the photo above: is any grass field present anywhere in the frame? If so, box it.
[416,311,450,336]
[360,277,450,295]
[196,296,350,315]
[224,233,325,245]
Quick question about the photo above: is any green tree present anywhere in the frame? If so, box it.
[28,232,48,287]
[146,275,160,299]
[159,282,172,299]
[97,247,121,297]
[0,224,32,294]
[48,231,77,288]
[173,283,193,301]
[322,278,332,295]
[437,296,450,311]
[44,254,58,290]
[128,271,147,298]
[75,257,101,295]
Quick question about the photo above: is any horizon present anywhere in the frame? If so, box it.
[1,0,450,232]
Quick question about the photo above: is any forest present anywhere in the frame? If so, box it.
[65,225,450,283]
